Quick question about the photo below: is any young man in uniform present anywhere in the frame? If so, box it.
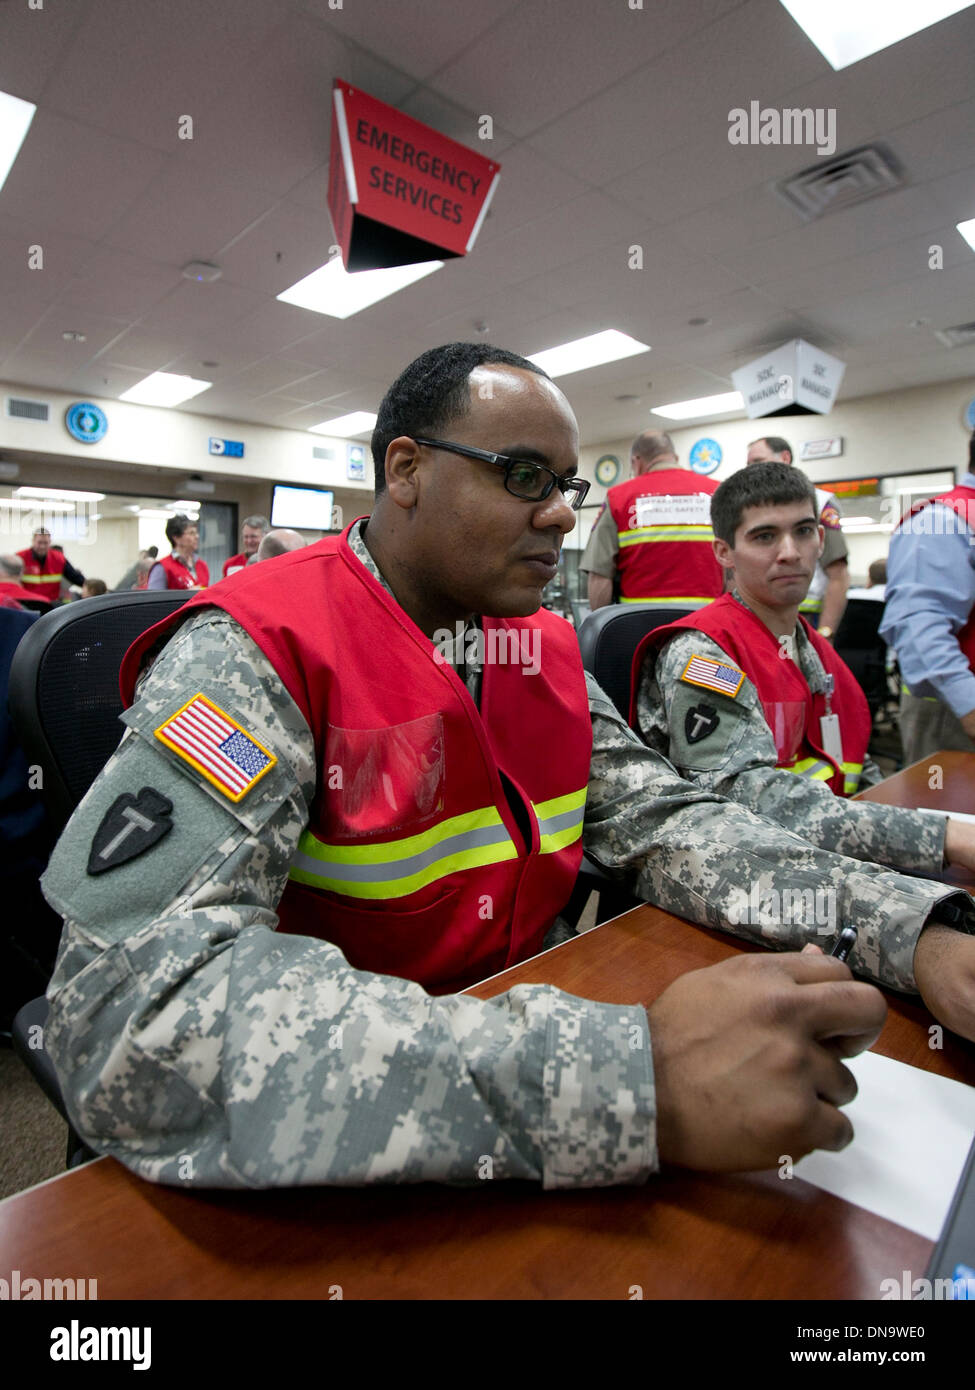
[635,462,975,879]
[40,347,975,1193]
[746,437,848,638]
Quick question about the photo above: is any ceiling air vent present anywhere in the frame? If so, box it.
[6,396,50,422]
[776,144,903,222]
[934,322,975,349]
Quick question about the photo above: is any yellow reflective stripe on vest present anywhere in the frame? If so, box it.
[19,572,53,584]
[618,525,713,548]
[842,761,863,794]
[534,786,587,854]
[900,683,939,702]
[290,805,517,900]
[620,595,715,606]
[798,596,823,612]
[787,757,834,782]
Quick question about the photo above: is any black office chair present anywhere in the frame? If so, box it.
[577,602,697,719]
[833,597,889,719]
[8,590,191,1166]
[566,602,697,925]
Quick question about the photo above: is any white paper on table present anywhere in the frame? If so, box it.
[793,1050,975,1240]
[917,807,975,825]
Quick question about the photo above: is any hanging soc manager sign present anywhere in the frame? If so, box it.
[329,81,501,271]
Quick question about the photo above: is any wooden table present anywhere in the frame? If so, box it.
[856,748,975,890]
[3,898,973,1300]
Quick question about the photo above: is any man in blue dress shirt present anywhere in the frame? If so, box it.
[882,431,975,763]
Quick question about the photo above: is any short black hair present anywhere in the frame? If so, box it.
[371,342,551,497]
[749,435,793,462]
[711,462,817,545]
[165,513,195,546]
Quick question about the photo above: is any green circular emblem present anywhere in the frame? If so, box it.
[595,454,620,487]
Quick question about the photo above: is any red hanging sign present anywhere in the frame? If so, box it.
[328,81,501,271]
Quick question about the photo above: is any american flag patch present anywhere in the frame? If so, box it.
[155,694,276,802]
[680,654,745,699]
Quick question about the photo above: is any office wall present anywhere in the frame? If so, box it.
[578,376,974,582]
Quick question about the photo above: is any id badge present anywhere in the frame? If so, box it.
[819,712,843,766]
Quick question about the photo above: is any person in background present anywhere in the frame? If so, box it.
[746,437,849,639]
[0,554,51,609]
[845,558,886,602]
[581,430,723,610]
[256,528,305,561]
[223,516,270,577]
[147,515,209,591]
[16,528,85,604]
[881,429,975,762]
[81,578,107,598]
[115,547,158,592]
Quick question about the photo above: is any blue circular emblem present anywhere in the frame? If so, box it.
[965,397,975,432]
[65,402,108,444]
[689,437,722,475]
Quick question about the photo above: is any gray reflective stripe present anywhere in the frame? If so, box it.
[291,820,513,884]
[536,805,583,837]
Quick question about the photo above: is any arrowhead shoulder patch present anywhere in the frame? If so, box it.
[679,653,745,700]
[685,703,720,744]
[88,787,174,875]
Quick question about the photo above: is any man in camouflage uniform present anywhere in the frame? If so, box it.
[637,463,975,877]
[41,345,975,1192]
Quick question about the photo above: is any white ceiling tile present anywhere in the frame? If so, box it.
[0,110,168,242]
[432,0,743,139]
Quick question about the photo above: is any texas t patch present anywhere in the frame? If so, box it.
[679,654,745,700]
[155,693,277,802]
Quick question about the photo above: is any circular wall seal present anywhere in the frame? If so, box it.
[65,402,108,444]
[688,438,722,475]
[594,454,620,487]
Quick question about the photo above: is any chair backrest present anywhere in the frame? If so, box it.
[577,603,696,719]
[8,591,191,833]
[833,596,886,653]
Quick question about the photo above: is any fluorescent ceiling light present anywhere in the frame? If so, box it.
[777,0,975,71]
[309,411,377,438]
[957,218,975,252]
[135,508,180,520]
[651,391,744,420]
[14,486,106,502]
[277,258,442,319]
[119,372,212,407]
[0,89,36,195]
[527,330,650,378]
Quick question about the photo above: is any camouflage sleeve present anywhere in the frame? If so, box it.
[41,609,654,1190]
[634,631,944,876]
[579,503,618,577]
[582,671,974,994]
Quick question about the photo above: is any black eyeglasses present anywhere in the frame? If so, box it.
[413,437,590,511]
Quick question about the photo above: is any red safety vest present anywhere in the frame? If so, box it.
[222,552,247,578]
[900,484,975,673]
[120,523,591,995]
[16,548,68,603]
[152,554,210,590]
[634,593,872,796]
[0,580,49,607]
[606,470,722,605]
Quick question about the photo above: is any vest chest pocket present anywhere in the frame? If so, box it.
[761,700,807,766]
[321,713,445,839]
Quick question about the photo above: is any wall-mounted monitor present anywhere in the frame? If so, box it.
[271,485,336,530]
